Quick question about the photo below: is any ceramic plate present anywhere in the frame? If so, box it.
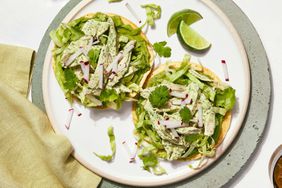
[41,0,250,186]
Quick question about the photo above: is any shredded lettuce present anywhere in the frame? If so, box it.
[186,72,205,89]
[202,85,216,102]
[185,134,203,143]
[212,114,223,142]
[50,24,84,47]
[141,4,162,27]
[108,0,122,2]
[99,89,120,103]
[94,126,116,161]
[153,41,171,58]
[138,145,166,175]
[214,87,236,111]
[88,48,100,69]
[167,62,190,82]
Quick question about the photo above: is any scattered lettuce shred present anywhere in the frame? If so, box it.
[153,41,171,58]
[149,86,170,108]
[214,87,236,111]
[108,0,122,2]
[138,145,166,175]
[94,126,116,162]
[141,4,162,27]
[99,89,119,103]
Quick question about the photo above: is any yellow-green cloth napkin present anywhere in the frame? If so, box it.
[0,44,101,188]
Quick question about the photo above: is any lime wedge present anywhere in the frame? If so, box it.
[177,21,211,51]
[167,9,203,37]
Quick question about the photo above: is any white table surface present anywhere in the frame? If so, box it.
[0,0,281,187]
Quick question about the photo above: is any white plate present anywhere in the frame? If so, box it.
[42,0,250,186]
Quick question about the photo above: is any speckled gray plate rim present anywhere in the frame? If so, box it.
[31,0,272,187]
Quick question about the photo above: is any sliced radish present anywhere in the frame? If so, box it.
[170,91,187,99]
[124,44,135,53]
[65,108,74,130]
[130,142,138,163]
[198,106,203,128]
[171,99,182,106]
[170,128,179,138]
[221,60,229,81]
[82,37,94,56]
[64,49,83,67]
[154,54,161,69]
[181,96,192,105]
[125,2,142,24]
[98,63,104,89]
[112,52,123,73]
[197,58,204,69]
[72,102,82,116]
[80,61,90,82]
[122,141,137,163]
[159,119,183,129]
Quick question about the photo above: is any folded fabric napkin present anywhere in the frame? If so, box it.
[0,44,101,188]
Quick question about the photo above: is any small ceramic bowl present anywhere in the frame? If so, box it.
[269,145,282,187]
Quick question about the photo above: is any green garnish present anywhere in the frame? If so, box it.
[94,126,116,161]
[99,89,119,102]
[214,87,236,111]
[108,0,122,2]
[185,134,202,143]
[153,41,171,58]
[63,68,79,91]
[141,4,161,27]
[179,106,192,123]
[88,48,100,68]
[149,86,170,108]
[138,146,166,175]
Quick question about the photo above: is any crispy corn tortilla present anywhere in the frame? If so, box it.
[52,13,154,109]
[132,62,232,160]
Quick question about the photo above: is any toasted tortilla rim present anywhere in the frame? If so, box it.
[132,62,232,160]
[52,13,154,109]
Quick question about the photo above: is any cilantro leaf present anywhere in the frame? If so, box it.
[153,41,171,58]
[179,106,192,123]
[149,86,170,108]
[94,126,116,161]
[141,4,161,27]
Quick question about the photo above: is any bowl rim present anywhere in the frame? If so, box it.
[269,145,282,186]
